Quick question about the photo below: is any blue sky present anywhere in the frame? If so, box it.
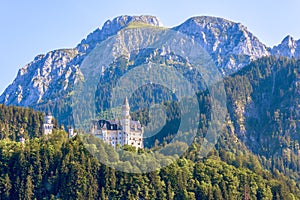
[1,0,300,94]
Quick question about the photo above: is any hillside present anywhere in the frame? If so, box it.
[0,104,299,199]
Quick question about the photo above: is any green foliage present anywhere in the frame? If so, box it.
[1,56,300,199]
[0,105,44,141]
[224,56,300,182]
[1,134,299,199]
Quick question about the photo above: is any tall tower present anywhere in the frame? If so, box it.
[43,114,53,135]
[121,97,131,143]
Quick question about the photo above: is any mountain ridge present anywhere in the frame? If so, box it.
[173,16,270,74]
[271,35,300,58]
[0,15,299,107]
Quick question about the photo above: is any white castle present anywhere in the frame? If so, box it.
[43,112,77,138]
[90,97,144,149]
[43,114,54,135]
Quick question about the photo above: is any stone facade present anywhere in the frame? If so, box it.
[90,97,144,149]
[43,114,53,135]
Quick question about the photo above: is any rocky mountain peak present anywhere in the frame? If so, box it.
[174,16,269,74]
[281,35,296,46]
[1,15,298,108]
[78,15,162,53]
[186,16,236,27]
[271,35,299,58]
[102,15,162,30]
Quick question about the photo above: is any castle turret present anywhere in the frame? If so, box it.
[122,97,130,117]
[121,97,131,144]
[68,127,76,138]
[19,137,26,144]
[43,114,53,135]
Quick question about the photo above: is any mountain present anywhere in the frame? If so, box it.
[77,15,162,54]
[1,15,272,107]
[0,15,162,107]
[1,15,300,199]
[78,46,300,183]
[224,57,300,177]
[271,35,300,58]
[174,16,270,74]
[0,49,81,107]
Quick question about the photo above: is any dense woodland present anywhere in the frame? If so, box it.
[0,105,299,199]
[0,56,300,199]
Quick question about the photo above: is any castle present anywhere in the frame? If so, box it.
[43,114,54,135]
[42,113,76,138]
[90,97,144,149]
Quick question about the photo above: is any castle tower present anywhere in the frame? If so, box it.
[121,97,131,144]
[43,114,53,135]
[68,127,76,138]
[19,137,26,144]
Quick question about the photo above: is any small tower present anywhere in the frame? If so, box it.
[19,137,26,144]
[68,127,76,138]
[19,128,26,144]
[121,97,131,143]
[43,113,53,135]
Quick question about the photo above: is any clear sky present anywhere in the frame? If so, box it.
[1,0,300,94]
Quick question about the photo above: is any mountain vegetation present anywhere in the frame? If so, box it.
[0,104,299,199]
[1,15,300,199]
[1,55,300,199]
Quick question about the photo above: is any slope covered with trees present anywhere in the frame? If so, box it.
[0,104,299,199]
[0,131,299,199]
[0,105,45,141]
[1,55,300,199]
[225,57,300,182]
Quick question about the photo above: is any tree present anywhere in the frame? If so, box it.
[0,174,11,199]
[101,187,108,200]
[213,185,223,200]
[166,181,174,200]
[24,175,34,200]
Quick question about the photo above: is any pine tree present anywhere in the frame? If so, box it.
[213,185,223,200]
[24,175,34,200]
[101,187,108,200]
[0,174,11,199]
[166,181,174,200]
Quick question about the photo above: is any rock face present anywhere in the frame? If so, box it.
[0,49,81,107]
[271,35,300,58]
[174,16,270,74]
[0,15,162,107]
[0,15,297,107]
[77,15,162,54]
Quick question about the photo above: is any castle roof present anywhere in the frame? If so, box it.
[92,119,143,131]
[124,96,129,105]
[91,119,122,130]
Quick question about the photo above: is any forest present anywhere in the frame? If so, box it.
[0,56,300,199]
